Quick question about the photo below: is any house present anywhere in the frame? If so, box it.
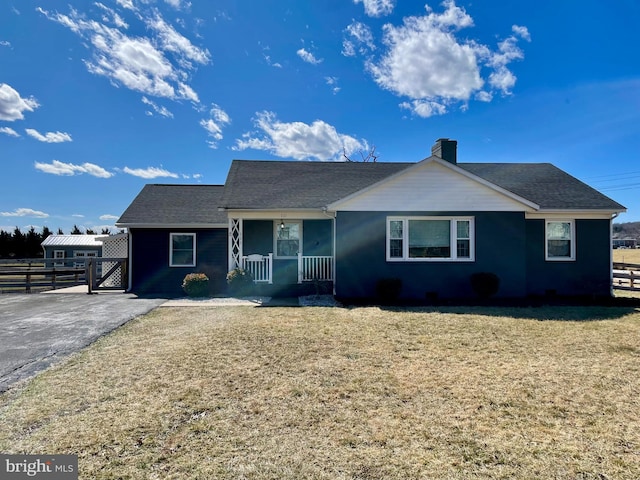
[41,235,103,268]
[116,138,626,301]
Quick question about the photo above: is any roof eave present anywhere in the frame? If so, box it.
[116,222,228,229]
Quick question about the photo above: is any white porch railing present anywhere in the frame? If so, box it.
[299,254,334,283]
[241,253,334,284]
[241,253,273,284]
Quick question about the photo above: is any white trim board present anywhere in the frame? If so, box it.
[328,157,539,212]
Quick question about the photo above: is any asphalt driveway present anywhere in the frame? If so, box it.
[0,292,166,392]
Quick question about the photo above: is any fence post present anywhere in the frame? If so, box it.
[87,258,93,294]
[26,273,31,293]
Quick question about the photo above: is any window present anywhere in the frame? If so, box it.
[170,233,196,267]
[54,250,65,267]
[275,221,300,258]
[73,250,98,268]
[546,220,575,261]
[387,217,474,261]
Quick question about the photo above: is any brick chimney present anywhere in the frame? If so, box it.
[431,138,457,164]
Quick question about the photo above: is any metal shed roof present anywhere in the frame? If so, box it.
[41,235,104,247]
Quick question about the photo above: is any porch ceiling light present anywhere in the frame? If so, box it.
[280,220,285,229]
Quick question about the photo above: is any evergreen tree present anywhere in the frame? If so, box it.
[10,227,25,258]
[101,228,111,235]
[57,228,64,234]
[0,230,11,258]
[25,226,42,258]
[70,225,82,235]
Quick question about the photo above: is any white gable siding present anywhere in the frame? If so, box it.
[331,161,534,212]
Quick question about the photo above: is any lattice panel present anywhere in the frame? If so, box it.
[229,218,242,270]
[101,234,128,287]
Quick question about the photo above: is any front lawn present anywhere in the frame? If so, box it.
[1,305,639,479]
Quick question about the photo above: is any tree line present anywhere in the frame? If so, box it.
[0,225,117,259]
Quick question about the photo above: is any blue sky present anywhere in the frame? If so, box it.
[1,0,639,234]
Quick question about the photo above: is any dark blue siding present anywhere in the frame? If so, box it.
[335,212,612,301]
[244,220,273,255]
[334,211,524,300]
[303,220,332,256]
[525,219,611,296]
[43,246,102,266]
[130,228,227,296]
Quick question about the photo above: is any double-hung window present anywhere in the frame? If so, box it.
[387,217,474,261]
[170,233,196,267]
[545,220,575,261]
[275,221,301,258]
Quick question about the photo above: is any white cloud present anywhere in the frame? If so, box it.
[475,91,493,102]
[512,25,531,42]
[115,0,135,10]
[164,0,191,10]
[25,128,73,143]
[200,104,231,148]
[94,2,129,29]
[38,6,208,104]
[0,40,11,47]
[35,160,113,178]
[0,83,39,121]
[0,127,19,137]
[354,0,395,17]
[0,208,49,218]
[99,214,119,221]
[399,100,447,118]
[123,166,179,178]
[146,14,210,67]
[297,48,323,65]
[234,111,368,161]
[141,96,173,118]
[325,77,341,95]
[365,1,529,117]
[342,21,376,57]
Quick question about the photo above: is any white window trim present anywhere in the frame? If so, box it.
[386,216,475,262]
[53,250,65,266]
[274,220,302,259]
[545,219,575,261]
[170,232,196,267]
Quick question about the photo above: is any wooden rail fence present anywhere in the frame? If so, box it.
[613,262,640,291]
[0,257,128,293]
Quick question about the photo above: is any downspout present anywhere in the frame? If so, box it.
[127,229,133,292]
[322,207,337,296]
[610,213,619,296]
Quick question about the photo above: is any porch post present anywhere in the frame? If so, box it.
[297,252,303,284]
[268,253,273,284]
[229,217,243,271]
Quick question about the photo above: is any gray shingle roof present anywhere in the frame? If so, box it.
[221,159,625,211]
[221,160,414,209]
[118,160,625,226]
[117,184,227,226]
[459,163,626,210]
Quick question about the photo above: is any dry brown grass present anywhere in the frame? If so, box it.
[1,306,640,479]
[614,248,640,265]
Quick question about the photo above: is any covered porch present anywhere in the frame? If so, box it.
[228,213,335,288]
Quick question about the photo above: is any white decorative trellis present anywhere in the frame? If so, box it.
[100,233,128,287]
[229,218,243,270]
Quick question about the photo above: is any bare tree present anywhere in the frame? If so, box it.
[343,146,378,162]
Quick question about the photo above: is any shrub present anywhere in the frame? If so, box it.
[376,278,402,304]
[182,273,210,297]
[226,268,254,296]
[470,272,500,299]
